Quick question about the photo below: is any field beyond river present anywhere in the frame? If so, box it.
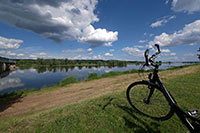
[0,64,200,132]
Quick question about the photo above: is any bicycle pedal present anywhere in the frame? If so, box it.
[188,109,199,117]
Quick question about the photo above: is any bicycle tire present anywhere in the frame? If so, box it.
[126,80,174,121]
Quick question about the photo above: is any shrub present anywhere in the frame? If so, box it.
[59,77,78,86]
[86,73,99,81]
[101,71,121,78]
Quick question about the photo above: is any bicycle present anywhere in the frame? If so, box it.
[126,44,200,132]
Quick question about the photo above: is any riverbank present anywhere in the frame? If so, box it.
[0,64,200,132]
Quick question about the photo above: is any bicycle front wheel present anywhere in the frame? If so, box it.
[126,81,173,121]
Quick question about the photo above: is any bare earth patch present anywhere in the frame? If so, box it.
[0,65,199,119]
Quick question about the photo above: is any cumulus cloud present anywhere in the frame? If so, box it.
[104,53,113,57]
[0,0,118,47]
[172,0,200,13]
[150,19,200,47]
[0,36,23,49]
[79,25,118,47]
[161,49,171,53]
[87,48,93,54]
[93,55,104,60]
[151,15,176,28]
[122,47,144,57]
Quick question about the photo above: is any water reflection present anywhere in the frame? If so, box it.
[0,77,24,91]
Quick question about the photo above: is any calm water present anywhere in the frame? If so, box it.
[0,63,196,94]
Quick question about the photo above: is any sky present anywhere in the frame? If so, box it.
[0,0,200,62]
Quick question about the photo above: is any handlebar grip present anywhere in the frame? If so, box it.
[155,44,161,53]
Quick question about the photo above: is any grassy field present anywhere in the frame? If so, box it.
[0,65,199,132]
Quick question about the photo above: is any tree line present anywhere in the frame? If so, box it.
[15,58,129,67]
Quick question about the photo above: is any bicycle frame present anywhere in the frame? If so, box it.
[147,66,200,132]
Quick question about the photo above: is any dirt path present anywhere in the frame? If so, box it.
[0,65,199,119]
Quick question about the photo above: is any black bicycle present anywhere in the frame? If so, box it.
[126,44,200,132]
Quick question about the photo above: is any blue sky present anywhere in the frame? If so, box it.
[0,0,200,61]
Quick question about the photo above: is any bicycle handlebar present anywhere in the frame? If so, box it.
[144,44,161,67]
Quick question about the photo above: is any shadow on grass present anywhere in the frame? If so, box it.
[117,105,160,132]
[0,92,24,113]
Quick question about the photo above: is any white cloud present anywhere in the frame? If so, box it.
[0,36,23,49]
[69,54,92,60]
[104,53,113,57]
[172,0,200,13]
[134,45,147,48]
[150,19,200,47]
[17,53,25,57]
[151,15,176,28]
[0,0,118,47]
[79,25,118,47]
[39,52,47,56]
[7,51,16,56]
[139,40,147,43]
[29,54,37,59]
[87,48,93,54]
[170,53,176,56]
[161,49,171,53]
[0,50,25,57]
[62,48,85,53]
[93,55,104,60]
[122,47,144,57]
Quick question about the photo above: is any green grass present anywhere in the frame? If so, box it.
[59,77,78,87]
[85,73,100,81]
[85,69,143,82]
[0,66,199,132]
[166,63,199,70]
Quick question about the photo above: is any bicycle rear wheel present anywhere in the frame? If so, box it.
[126,81,173,121]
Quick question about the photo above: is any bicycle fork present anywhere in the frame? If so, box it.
[144,85,155,104]
[143,73,155,104]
